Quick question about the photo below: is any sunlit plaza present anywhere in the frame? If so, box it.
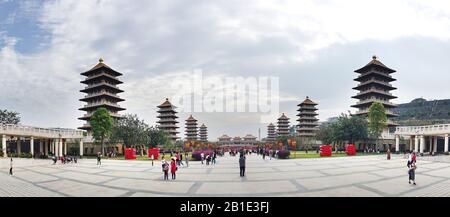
[2,154,450,197]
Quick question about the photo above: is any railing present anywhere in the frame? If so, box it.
[354,88,394,97]
[0,124,84,139]
[395,124,450,136]
[83,101,123,109]
[354,99,396,107]
[356,78,393,88]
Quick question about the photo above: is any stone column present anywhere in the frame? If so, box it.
[30,137,34,157]
[44,139,48,156]
[50,140,54,155]
[2,135,6,157]
[395,135,400,153]
[420,135,425,154]
[59,139,63,157]
[414,136,419,153]
[54,139,58,157]
[79,140,83,156]
[17,137,21,154]
[64,140,67,155]
[445,134,449,153]
[433,136,438,154]
[429,136,432,154]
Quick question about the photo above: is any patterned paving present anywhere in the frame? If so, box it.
[1,154,450,197]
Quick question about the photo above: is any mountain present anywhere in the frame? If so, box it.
[392,98,450,125]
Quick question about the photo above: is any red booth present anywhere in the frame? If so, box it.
[148,148,160,159]
[125,148,136,160]
[320,145,332,157]
[346,144,356,156]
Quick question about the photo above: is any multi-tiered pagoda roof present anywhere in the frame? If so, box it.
[199,124,208,142]
[267,123,276,142]
[79,58,125,131]
[351,56,398,126]
[185,115,198,141]
[277,113,290,137]
[297,96,319,137]
[157,98,179,141]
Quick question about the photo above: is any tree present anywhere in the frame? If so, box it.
[111,114,149,156]
[368,102,387,151]
[90,107,113,156]
[316,122,337,145]
[316,114,368,151]
[147,126,170,148]
[0,109,21,124]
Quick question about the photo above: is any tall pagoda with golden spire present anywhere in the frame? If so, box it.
[352,56,398,127]
[199,123,208,142]
[157,98,179,141]
[79,58,125,131]
[277,113,290,137]
[185,115,198,141]
[297,96,319,137]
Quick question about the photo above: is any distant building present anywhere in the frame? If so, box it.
[266,123,276,142]
[277,113,290,137]
[157,98,179,141]
[217,134,258,146]
[185,115,198,141]
[199,124,208,142]
[79,58,125,131]
[297,96,319,137]
[351,55,398,127]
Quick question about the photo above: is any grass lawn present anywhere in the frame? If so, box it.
[286,151,384,159]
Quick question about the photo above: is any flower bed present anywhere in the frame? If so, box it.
[277,150,290,159]
[191,150,214,161]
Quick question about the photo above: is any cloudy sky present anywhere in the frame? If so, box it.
[1,0,449,140]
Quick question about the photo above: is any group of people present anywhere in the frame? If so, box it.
[162,157,178,180]
[51,155,78,165]
[200,152,217,165]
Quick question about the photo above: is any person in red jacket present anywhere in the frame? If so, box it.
[170,158,177,180]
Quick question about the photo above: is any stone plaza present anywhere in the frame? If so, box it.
[1,154,450,197]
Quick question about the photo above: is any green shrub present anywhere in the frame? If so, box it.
[19,153,32,158]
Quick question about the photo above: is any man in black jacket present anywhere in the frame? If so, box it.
[239,155,246,177]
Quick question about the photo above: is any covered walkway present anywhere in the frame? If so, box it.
[1,124,84,158]
[394,124,450,155]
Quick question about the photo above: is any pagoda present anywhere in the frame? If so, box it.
[185,115,198,141]
[352,56,398,127]
[199,124,208,142]
[157,98,179,141]
[267,123,276,142]
[297,96,319,137]
[79,58,125,131]
[277,113,290,137]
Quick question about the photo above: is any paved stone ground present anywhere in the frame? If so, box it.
[1,154,450,197]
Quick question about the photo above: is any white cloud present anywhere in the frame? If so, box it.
[1,0,450,139]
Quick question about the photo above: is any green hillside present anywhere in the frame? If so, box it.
[392,98,450,125]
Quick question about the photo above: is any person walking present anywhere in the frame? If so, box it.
[176,152,180,166]
[97,152,102,165]
[162,160,169,180]
[9,157,13,176]
[151,154,154,166]
[239,154,246,177]
[408,161,417,185]
[170,158,177,180]
[185,152,189,167]
[179,153,184,166]
[387,148,391,160]
[212,152,216,164]
[201,152,205,165]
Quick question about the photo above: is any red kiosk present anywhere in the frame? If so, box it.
[148,148,160,159]
[346,144,356,156]
[320,145,332,157]
[125,148,136,160]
